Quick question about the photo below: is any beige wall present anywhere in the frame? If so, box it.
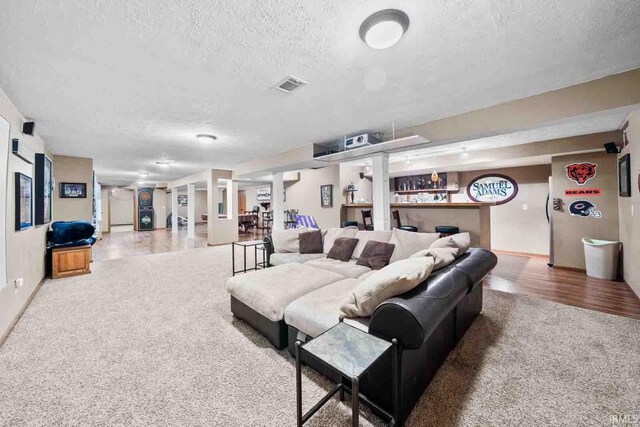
[100,188,110,232]
[166,189,207,223]
[454,165,552,255]
[52,155,93,222]
[0,88,52,342]
[552,151,620,270]
[618,112,639,296]
[340,164,372,204]
[109,188,134,225]
[285,165,341,229]
[153,189,167,229]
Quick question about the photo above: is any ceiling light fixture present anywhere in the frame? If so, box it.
[139,172,149,177]
[196,134,218,143]
[156,161,171,167]
[360,9,410,50]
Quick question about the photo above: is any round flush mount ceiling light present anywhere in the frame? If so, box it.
[139,172,149,177]
[196,134,217,143]
[156,160,172,167]
[360,9,410,50]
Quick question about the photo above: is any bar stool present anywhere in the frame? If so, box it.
[361,210,374,230]
[435,225,460,237]
[392,210,418,232]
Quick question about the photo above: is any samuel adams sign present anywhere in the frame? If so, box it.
[466,174,518,205]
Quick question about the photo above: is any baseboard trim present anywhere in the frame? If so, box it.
[0,276,47,348]
[553,265,587,273]
[492,250,549,259]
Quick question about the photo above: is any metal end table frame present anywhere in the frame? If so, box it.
[295,319,400,427]
[231,241,267,276]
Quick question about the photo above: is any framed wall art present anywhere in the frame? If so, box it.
[618,154,631,197]
[15,172,33,230]
[320,184,333,208]
[59,182,87,198]
[34,153,52,225]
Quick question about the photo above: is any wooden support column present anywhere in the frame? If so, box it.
[371,153,390,231]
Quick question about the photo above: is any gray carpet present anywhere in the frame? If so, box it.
[0,246,638,426]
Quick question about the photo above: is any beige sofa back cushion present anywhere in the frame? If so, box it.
[323,227,358,254]
[352,230,393,259]
[339,257,434,318]
[271,228,311,253]
[388,229,441,262]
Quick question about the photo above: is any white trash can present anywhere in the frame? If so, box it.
[582,238,621,280]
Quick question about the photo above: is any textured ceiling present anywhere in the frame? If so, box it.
[0,0,639,186]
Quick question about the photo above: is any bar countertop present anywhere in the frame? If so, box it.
[343,202,494,208]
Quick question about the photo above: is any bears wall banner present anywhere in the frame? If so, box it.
[564,188,601,197]
[566,162,597,185]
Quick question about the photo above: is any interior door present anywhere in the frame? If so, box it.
[238,190,246,213]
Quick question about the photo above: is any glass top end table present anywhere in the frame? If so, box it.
[231,240,267,276]
[295,320,399,426]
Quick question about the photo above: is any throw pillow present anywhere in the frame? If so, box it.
[299,230,323,254]
[327,237,359,262]
[429,232,471,257]
[356,241,396,270]
[323,227,358,254]
[388,228,441,262]
[352,230,393,259]
[340,257,435,318]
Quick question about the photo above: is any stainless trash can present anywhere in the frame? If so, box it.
[582,238,621,280]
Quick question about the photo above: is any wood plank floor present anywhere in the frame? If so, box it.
[487,252,640,320]
[93,228,640,320]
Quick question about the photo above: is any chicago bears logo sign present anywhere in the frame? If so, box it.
[566,162,597,185]
[569,200,602,218]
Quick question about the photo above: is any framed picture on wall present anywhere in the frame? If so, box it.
[177,195,188,206]
[34,154,52,225]
[256,187,271,201]
[15,172,33,231]
[60,182,87,198]
[320,184,333,208]
[619,154,631,197]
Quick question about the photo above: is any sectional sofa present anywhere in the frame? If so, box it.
[225,227,497,424]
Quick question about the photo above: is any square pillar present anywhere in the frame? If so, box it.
[187,183,195,239]
[207,170,238,245]
[171,188,179,233]
[371,153,390,231]
[272,172,285,231]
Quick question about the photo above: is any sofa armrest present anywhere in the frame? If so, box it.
[368,248,497,349]
[263,236,275,266]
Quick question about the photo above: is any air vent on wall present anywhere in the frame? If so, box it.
[275,76,307,93]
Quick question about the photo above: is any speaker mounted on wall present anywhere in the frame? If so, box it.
[22,121,35,136]
[604,141,620,154]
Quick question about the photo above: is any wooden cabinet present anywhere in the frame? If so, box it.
[52,245,91,279]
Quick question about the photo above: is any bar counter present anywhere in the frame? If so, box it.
[342,203,493,250]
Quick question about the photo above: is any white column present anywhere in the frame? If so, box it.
[272,172,285,231]
[187,184,195,239]
[371,153,390,230]
[171,188,179,233]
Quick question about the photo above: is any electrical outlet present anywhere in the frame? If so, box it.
[14,278,23,289]
[522,203,528,211]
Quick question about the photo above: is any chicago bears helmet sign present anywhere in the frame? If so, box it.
[467,174,518,205]
[569,200,602,218]
[566,162,597,185]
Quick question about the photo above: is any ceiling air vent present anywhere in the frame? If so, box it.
[275,76,307,93]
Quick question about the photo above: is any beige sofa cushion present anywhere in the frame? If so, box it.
[225,263,344,322]
[270,253,326,266]
[339,257,435,318]
[284,278,361,337]
[389,228,441,262]
[305,257,372,278]
[271,228,311,253]
[323,227,358,254]
[352,230,393,259]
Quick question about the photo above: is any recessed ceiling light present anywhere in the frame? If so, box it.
[360,9,410,50]
[196,134,217,143]
[156,161,171,167]
[139,172,149,177]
